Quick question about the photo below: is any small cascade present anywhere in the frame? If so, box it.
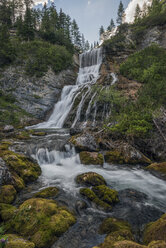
[32,47,103,129]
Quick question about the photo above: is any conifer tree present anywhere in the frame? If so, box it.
[85,40,90,51]
[99,25,105,36]
[116,1,125,25]
[71,19,81,47]
[107,19,115,31]
[81,33,85,51]
[134,4,141,22]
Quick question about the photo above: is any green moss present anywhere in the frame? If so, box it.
[143,213,166,244]
[0,185,16,204]
[6,198,76,248]
[112,240,146,248]
[0,204,17,221]
[146,162,166,177]
[4,234,35,248]
[0,146,41,183]
[80,186,119,211]
[76,172,106,187]
[148,240,166,248]
[105,151,124,164]
[80,152,104,166]
[34,187,59,198]
[99,218,132,235]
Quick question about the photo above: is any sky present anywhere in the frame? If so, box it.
[34,0,139,44]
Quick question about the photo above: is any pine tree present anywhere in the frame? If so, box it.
[142,2,148,17]
[116,1,124,25]
[85,40,90,51]
[41,3,50,32]
[81,33,85,51]
[99,25,105,36]
[71,19,81,47]
[107,19,115,31]
[134,4,141,22]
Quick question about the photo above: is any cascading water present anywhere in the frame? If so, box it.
[32,48,103,129]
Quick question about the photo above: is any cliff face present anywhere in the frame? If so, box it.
[0,66,77,121]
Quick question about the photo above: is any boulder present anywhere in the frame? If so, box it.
[70,133,99,152]
[105,143,151,165]
[2,234,35,248]
[6,198,76,248]
[76,172,106,187]
[144,213,166,244]
[80,185,119,211]
[0,158,13,186]
[0,185,16,204]
[146,162,166,177]
[3,125,14,133]
[80,152,104,165]
[0,203,17,221]
[34,187,59,198]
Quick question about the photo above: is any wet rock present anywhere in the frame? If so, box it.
[146,162,166,177]
[80,185,119,211]
[0,158,13,186]
[3,234,35,248]
[80,152,104,165]
[105,143,151,165]
[0,143,41,184]
[34,187,59,198]
[0,185,17,204]
[3,125,14,133]
[143,213,166,245]
[112,189,164,233]
[5,198,76,248]
[70,133,99,152]
[76,172,106,187]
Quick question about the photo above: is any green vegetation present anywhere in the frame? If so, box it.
[0,90,30,127]
[104,44,166,138]
[15,40,73,77]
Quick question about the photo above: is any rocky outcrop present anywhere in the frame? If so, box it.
[0,67,77,120]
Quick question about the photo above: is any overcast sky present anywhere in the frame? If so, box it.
[34,0,132,44]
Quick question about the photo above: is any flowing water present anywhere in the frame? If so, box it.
[23,49,166,247]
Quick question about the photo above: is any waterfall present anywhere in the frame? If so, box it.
[32,47,103,129]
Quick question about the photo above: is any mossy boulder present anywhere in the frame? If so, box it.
[112,241,146,248]
[3,234,35,248]
[0,144,41,184]
[143,213,166,244]
[80,186,119,211]
[94,218,135,248]
[6,198,76,248]
[99,218,133,235]
[148,240,166,248]
[0,203,17,221]
[34,187,59,198]
[105,144,151,165]
[0,185,16,204]
[80,152,104,165]
[146,162,166,177]
[76,172,106,187]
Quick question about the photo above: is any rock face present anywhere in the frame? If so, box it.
[0,67,77,120]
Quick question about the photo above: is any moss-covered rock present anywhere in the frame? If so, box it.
[0,185,16,204]
[6,198,76,248]
[70,133,99,152]
[105,144,151,165]
[80,186,118,211]
[34,187,59,198]
[146,162,166,177]
[0,203,17,221]
[143,213,166,244]
[112,241,146,248]
[148,240,166,248]
[80,152,104,165]
[99,218,133,235]
[76,172,106,187]
[3,234,35,248]
[0,145,41,183]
